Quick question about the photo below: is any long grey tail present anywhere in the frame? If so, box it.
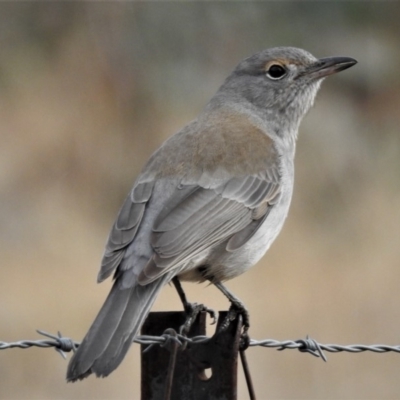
[66,275,169,381]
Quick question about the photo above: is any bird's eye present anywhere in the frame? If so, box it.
[266,64,287,80]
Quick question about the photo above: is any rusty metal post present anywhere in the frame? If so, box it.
[141,311,242,400]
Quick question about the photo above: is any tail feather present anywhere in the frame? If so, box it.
[66,274,170,381]
[91,280,165,374]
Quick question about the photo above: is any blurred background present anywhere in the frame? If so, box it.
[1,2,400,399]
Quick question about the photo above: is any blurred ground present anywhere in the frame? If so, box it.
[1,3,400,399]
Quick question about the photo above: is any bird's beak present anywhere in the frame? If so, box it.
[301,56,357,80]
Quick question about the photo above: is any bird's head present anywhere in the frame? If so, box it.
[218,47,357,136]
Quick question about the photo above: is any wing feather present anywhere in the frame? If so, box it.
[138,204,251,284]
[153,197,245,257]
[137,171,283,285]
[98,181,155,282]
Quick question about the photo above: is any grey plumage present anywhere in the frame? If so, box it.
[67,47,356,381]
[67,272,173,380]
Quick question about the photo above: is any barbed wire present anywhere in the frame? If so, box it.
[2,330,400,362]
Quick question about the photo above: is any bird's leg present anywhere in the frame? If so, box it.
[212,281,250,337]
[172,277,217,335]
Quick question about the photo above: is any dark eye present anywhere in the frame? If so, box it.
[266,64,287,80]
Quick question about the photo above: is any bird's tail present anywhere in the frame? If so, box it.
[66,275,169,381]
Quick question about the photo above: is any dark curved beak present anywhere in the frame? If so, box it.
[300,56,357,80]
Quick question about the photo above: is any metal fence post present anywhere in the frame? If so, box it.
[141,311,242,400]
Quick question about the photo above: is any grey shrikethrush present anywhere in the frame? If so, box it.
[67,46,357,381]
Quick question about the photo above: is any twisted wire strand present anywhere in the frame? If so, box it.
[2,330,400,361]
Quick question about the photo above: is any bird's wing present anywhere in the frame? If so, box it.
[137,169,281,285]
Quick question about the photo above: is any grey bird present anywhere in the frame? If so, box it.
[67,47,356,381]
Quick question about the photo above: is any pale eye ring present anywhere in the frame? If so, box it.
[266,64,287,80]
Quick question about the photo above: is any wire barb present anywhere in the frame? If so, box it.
[36,330,77,359]
[295,335,327,361]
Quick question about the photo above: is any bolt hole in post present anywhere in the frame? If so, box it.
[197,366,212,381]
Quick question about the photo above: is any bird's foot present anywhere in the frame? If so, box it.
[218,298,250,350]
[220,300,250,333]
[212,281,250,339]
[180,302,217,336]
[172,276,217,335]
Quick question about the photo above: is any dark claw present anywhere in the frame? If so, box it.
[205,306,218,325]
[180,302,217,336]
